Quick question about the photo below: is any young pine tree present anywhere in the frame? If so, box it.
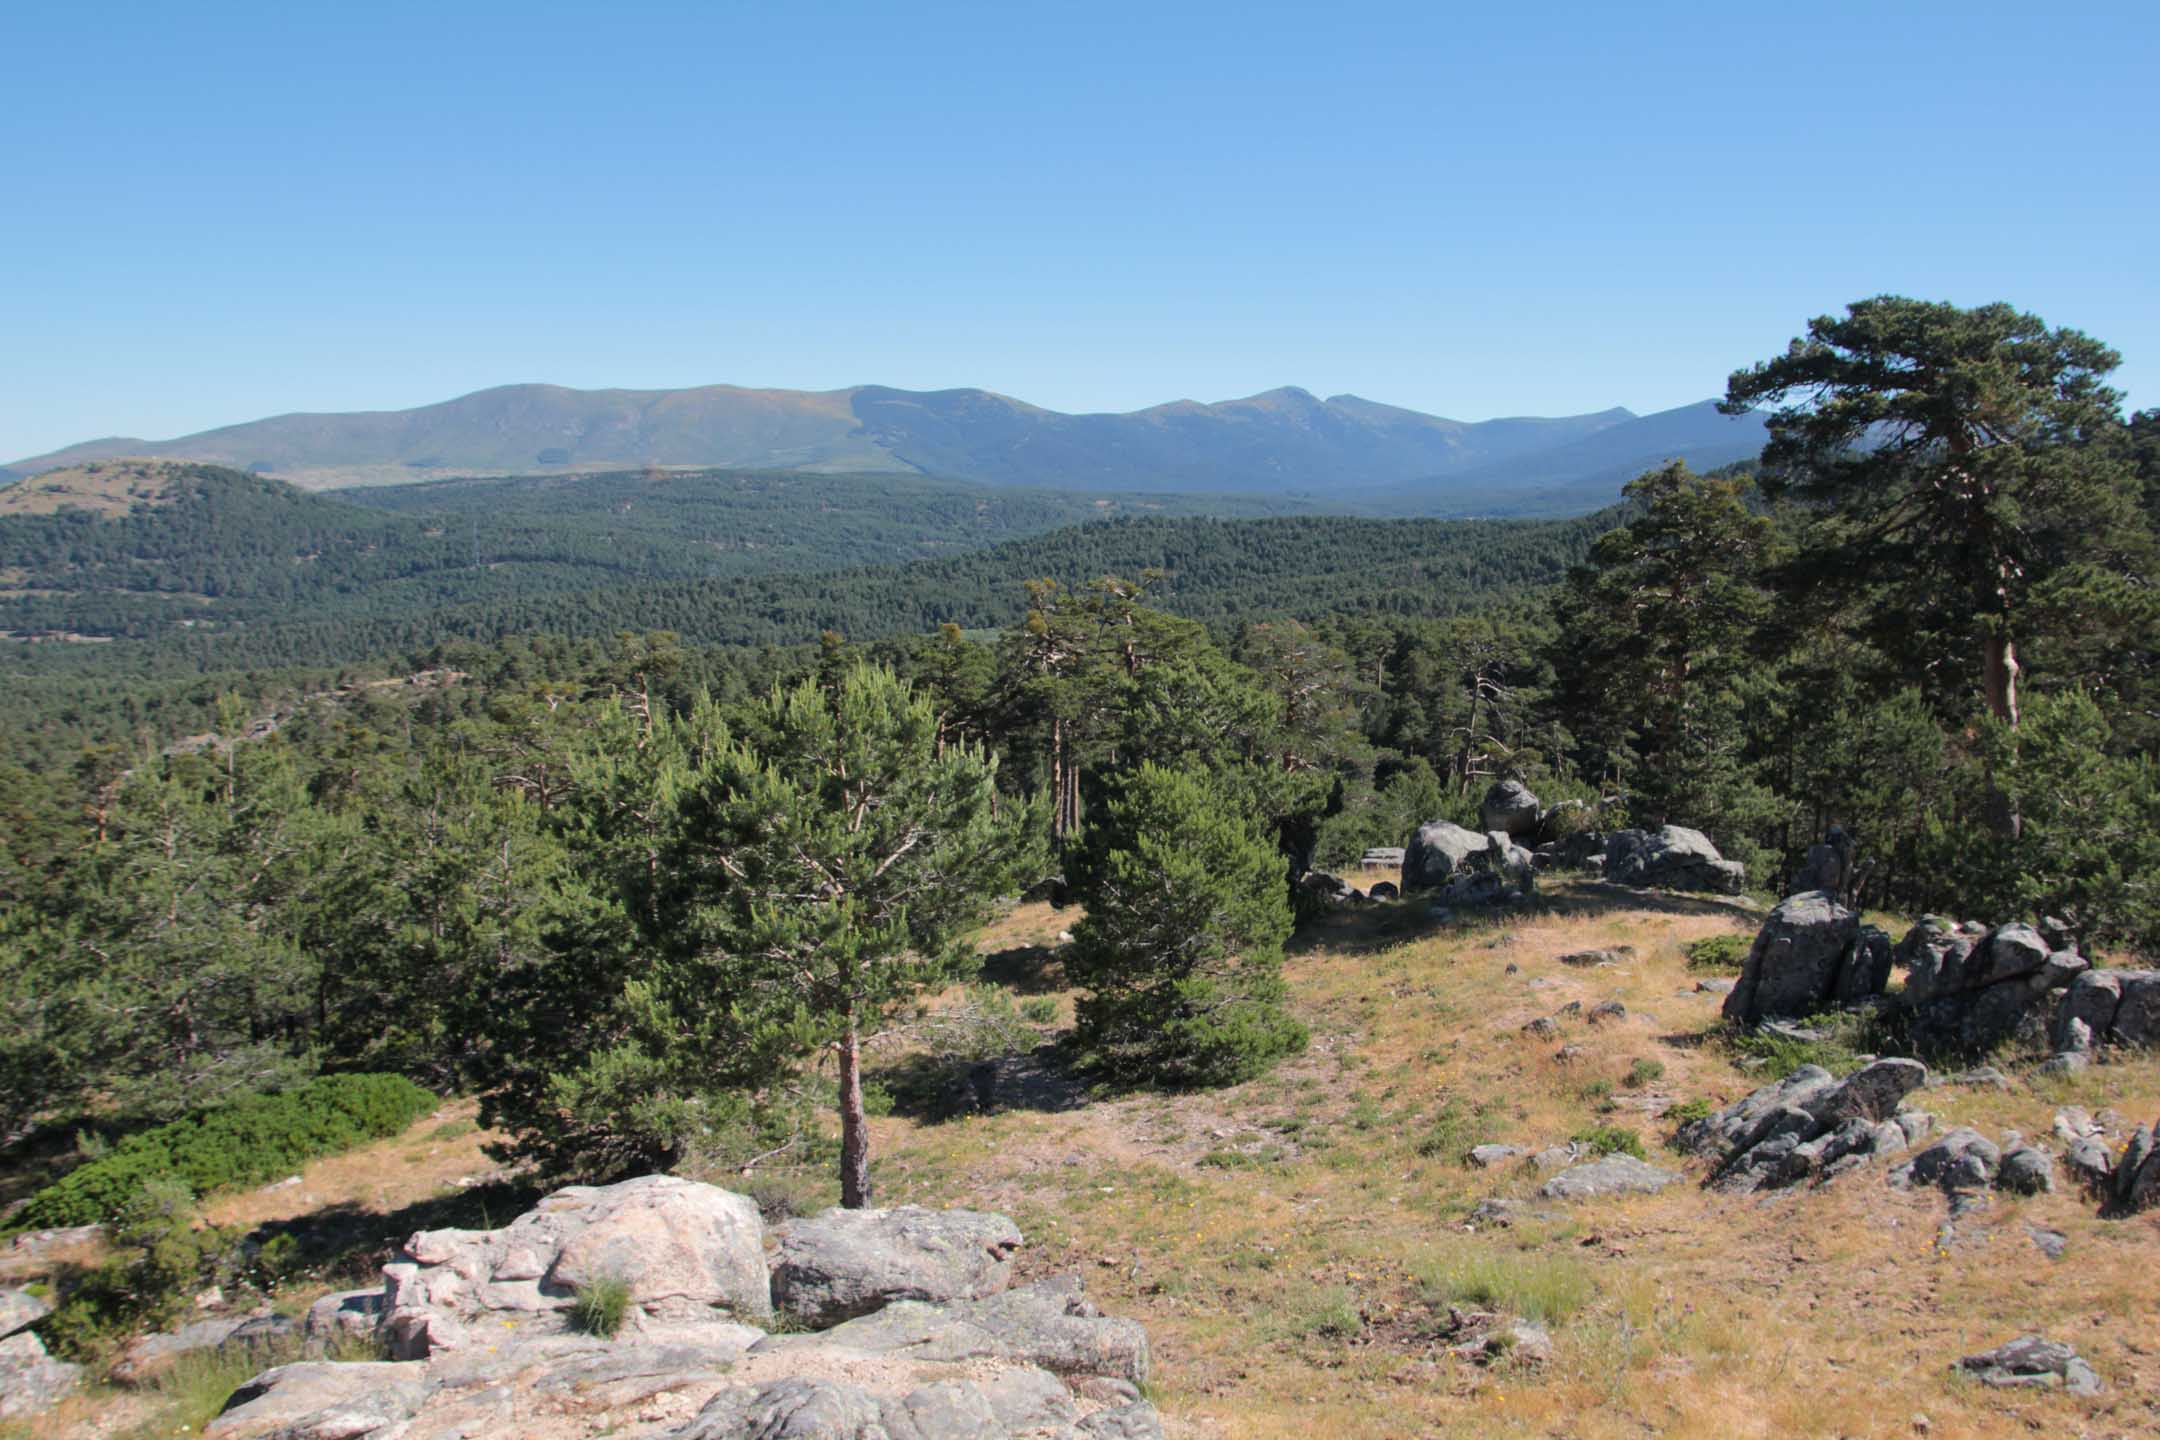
[654,665,1030,1207]
[1066,763,1307,1087]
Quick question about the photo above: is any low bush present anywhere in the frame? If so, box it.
[1569,1123,1647,1159]
[12,1074,436,1230]
[40,1179,224,1360]
[1667,1097,1714,1125]
[1683,933,1750,973]
[1624,1057,1666,1088]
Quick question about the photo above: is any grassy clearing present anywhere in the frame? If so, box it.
[857,887,2160,1438]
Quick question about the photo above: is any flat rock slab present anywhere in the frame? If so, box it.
[0,1287,51,1339]
[770,1205,1023,1327]
[206,1360,433,1436]
[776,1276,1150,1385]
[1537,1155,1680,1201]
[1559,949,1627,968]
[0,1330,82,1421]
[1955,1335,2102,1395]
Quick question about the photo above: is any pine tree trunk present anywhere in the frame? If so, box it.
[1050,717,1066,849]
[1982,631,2021,727]
[1981,630,2024,836]
[837,1006,871,1209]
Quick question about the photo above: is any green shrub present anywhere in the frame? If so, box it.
[569,1275,632,1338]
[1569,1123,1646,1159]
[1667,1097,1714,1124]
[1623,1057,1666,1088]
[12,1074,436,1230]
[42,1179,225,1360]
[1019,996,1060,1025]
[1684,934,1750,973]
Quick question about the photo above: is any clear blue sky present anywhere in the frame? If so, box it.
[3,1,2155,458]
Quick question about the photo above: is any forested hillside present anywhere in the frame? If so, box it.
[0,460,1313,644]
[0,496,1611,770]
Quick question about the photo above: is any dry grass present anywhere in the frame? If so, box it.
[861,883,2160,1439]
[199,1096,501,1231]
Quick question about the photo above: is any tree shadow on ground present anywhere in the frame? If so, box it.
[1285,882,1762,960]
[870,1041,1093,1127]
[1532,882,1767,923]
[976,944,1068,995]
[241,1177,545,1286]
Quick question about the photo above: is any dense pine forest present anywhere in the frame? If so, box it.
[2,299,2158,1385]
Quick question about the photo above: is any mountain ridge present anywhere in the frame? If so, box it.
[1,382,1757,502]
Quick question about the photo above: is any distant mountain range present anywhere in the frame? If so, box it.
[4,383,1767,513]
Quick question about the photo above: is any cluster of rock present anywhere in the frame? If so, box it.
[207,1175,1162,1440]
[1676,1059,1933,1193]
[0,1285,78,1421]
[1722,888,2159,1078]
[1403,780,1745,903]
[1889,1126,2059,1203]
[1519,997,1627,1041]
[1402,818,1537,906]
[2052,964,2160,1068]
[1898,916,2095,1055]
[2054,1105,2160,1214]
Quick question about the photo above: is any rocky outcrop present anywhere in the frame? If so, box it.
[1723,899,2160,1066]
[769,1205,1023,1327]
[774,1275,1150,1384]
[0,1329,82,1421]
[1721,893,1889,1025]
[1403,820,1487,892]
[304,1287,387,1350]
[1479,779,1542,840]
[1533,829,1606,872]
[1903,920,2087,1052]
[382,1175,769,1360]
[1676,1060,1930,1193]
[1296,869,1369,910]
[113,1314,297,1381]
[0,1287,50,1337]
[2054,968,2160,1054]
[1954,1336,2102,1395]
[1403,820,1539,907]
[209,1179,1163,1440]
[1601,826,1746,894]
